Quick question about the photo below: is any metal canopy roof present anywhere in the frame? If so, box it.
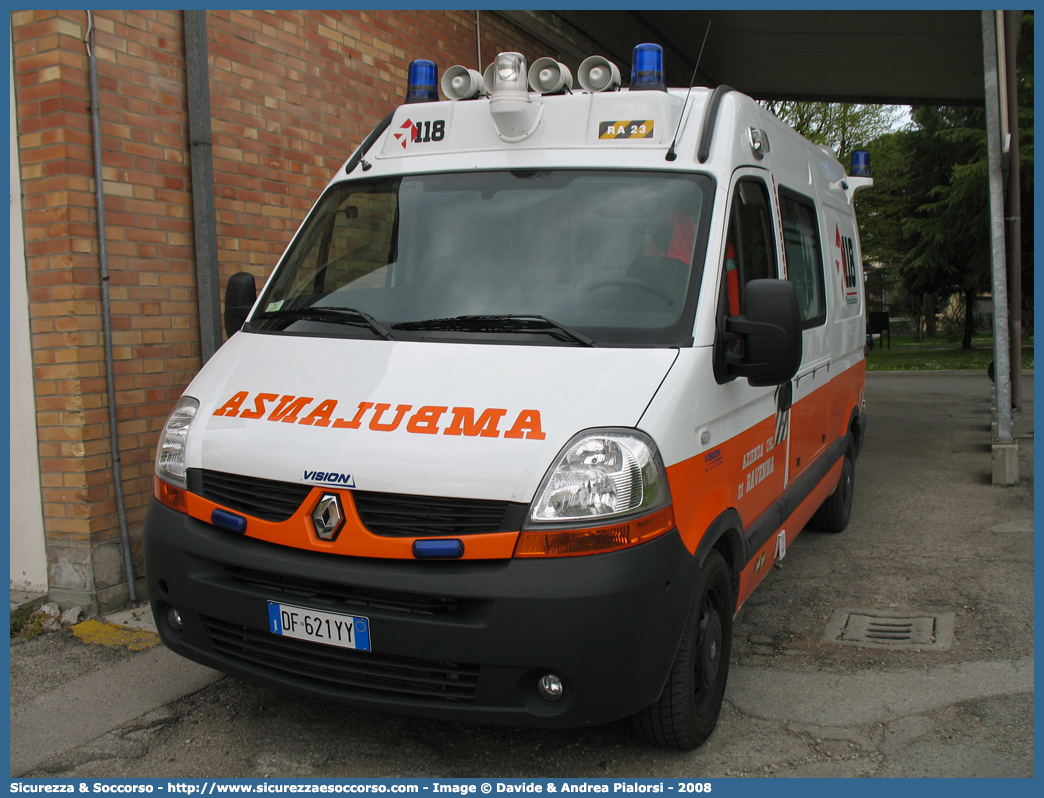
[500,10,985,106]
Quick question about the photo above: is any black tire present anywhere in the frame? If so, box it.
[633,549,733,750]
[810,438,856,533]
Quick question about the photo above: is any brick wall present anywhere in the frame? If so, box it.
[205,10,544,283]
[11,10,547,609]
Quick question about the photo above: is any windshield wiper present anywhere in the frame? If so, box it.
[255,306,395,340]
[392,314,596,347]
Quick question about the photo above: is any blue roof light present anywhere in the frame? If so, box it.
[405,59,438,104]
[630,43,666,92]
[851,150,871,177]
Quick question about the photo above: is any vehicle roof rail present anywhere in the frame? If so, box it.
[697,85,734,164]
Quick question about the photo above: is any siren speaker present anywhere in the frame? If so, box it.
[528,57,573,94]
[483,62,496,95]
[577,56,621,92]
[441,65,485,100]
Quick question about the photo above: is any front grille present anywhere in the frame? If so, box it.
[353,490,523,537]
[189,469,526,537]
[225,565,464,615]
[202,616,479,703]
[191,469,312,523]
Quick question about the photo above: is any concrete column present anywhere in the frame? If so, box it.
[981,11,1017,485]
[9,60,49,595]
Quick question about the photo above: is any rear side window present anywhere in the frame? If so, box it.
[779,190,826,328]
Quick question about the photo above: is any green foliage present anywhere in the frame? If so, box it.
[10,606,45,639]
[865,336,1034,372]
[902,112,991,303]
[853,12,1033,348]
[761,101,905,166]
[855,130,916,271]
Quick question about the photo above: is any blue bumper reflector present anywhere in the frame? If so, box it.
[412,539,465,559]
[211,508,247,534]
[406,59,439,103]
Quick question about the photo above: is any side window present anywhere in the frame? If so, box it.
[723,179,777,319]
[321,192,398,290]
[281,187,398,302]
[779,190,826,328]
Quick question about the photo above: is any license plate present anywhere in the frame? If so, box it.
[267,601,371,652]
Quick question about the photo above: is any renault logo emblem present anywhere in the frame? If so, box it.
[311,493,345,541]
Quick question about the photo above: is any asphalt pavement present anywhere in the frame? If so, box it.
[9,371,1034,778]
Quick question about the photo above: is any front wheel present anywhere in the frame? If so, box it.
[633,549,733,750]
[810,437,856,533]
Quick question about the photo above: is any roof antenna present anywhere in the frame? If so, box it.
[348,55,373,171]
[666,20,711,162]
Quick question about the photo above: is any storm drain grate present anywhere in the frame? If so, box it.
[822,608,954,650]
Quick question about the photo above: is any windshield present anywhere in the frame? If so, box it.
[251,170,713,347]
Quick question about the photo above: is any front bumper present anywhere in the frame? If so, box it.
[143,498,701,727]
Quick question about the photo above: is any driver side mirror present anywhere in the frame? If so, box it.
[722,279,802,387]
[224,272,257,338]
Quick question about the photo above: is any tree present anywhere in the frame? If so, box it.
[765,17,1033,349]
[852,10,1032,350]
[905,166,989,350]
[900,10,1033,349]
[900,107,990,348]
[760,101,906,166]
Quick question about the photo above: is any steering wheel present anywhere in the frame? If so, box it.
[582,277,674,304]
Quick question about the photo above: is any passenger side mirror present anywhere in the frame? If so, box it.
[724,279,802,387]
[224,272,257,338]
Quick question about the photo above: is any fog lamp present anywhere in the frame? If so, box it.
[538,673,564,701]
[166,606,183,631]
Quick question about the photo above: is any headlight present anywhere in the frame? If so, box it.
[155,396,199,488]
[529,430,670,523]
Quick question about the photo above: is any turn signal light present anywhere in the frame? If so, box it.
[155,477,187,513]
[514,506,674,558]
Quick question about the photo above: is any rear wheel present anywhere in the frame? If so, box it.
[633,549,733,750]
[810,437,855,533]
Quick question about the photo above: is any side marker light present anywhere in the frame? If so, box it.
[515,506,675,558]
[155,478,187,512]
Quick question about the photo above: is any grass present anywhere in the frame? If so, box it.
[865,333,1034,372]
[10,605,46,639]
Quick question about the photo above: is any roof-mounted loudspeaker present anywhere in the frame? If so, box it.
[528,57,573,94]
[577,56,621,92]
[441,65,485,100]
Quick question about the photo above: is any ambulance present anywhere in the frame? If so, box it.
[144,44,871,750]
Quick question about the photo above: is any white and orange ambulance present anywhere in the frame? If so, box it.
[145,44,870,749]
